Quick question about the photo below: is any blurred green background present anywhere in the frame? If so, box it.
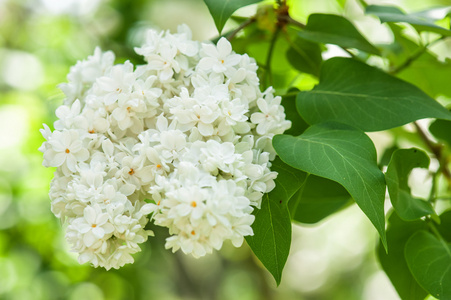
[0,0,449,299]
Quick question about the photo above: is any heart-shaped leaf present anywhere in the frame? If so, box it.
[273,122,387,249]
[246,158,307,285]
[385,148,436,220]
[203,0,263,33]
[297,14,379,55]
[366,5,451,36]
[297,57,451,131]
[405,230,451,299]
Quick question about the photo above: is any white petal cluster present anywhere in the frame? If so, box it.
[40,25,291,269]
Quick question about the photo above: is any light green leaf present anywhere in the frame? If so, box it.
[385,148,436,221]
[366,5,451,36]
[246,158,306,285]
[405,230,451,299]
[378,212,428,300]
[273,122,387,249]
[297,57,451,131]
[203,0,263,33]
[297,14,379,55]
[286,37,322,77]
[289,174,351,224]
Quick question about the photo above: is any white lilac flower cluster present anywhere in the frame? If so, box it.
[40,25,290,269]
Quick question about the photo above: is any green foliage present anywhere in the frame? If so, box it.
[366,5,451,36]
[297,14,380,55]
[405,230,451,299]
[203,0,263,33]
[378,213,428,300]
[246,158,306,285]
[286,35,323,77]
[385,148,436,221]
[429,119,451,145]
[289,174,351,224]
[297,57,451,131]
[273,122,387,249]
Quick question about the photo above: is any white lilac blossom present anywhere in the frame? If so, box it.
[40,25,291,270]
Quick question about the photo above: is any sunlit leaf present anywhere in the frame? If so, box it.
[246,158,306,285]
[297,57,451,131]
[273,122,387,249]
[378,212,428,300]
[385,148,436,220]
[366,5,451,36]
[405,230,451,299]
[297,14,379,55]
[203,0,263,33]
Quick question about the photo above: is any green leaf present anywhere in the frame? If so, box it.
[297,57,451,131]
[246,158,306,285]
[286,37,322,77]
[437,210,451,241]
[385,148,436,221]
[397,50,451,99]
[297,14,379,55]
[382,23,451,98]
[289,174,351,224]
[378,212,428,300]
[405,230,451,299]
[281,90,309,136]
[273,122,387,249]
[366,5,451,36]
[430,119,451,146]
[203,0,263,33]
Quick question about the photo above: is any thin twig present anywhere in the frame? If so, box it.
[226,17,256,41]
[414,122,451,184]
[279,15,306,29]
[390,36,445,75]
[264,27,281,88]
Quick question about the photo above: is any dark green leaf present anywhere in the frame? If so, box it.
[297,57,451,131]
[378,212,428,300]
[385,148,436,221]
[405,230,451,299]
[286,37,322,77]
[246,158,306,285]
[273,122,387,249]
[366,5,451,36]
[437,210,451,242]
[203,0,263,33]
[281,90,309,136]
[431,119,451,146]
[289,174,351,224]
[297,14,379,55]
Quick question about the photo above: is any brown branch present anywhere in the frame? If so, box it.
[414,122,451,184]
[226,17,256,41]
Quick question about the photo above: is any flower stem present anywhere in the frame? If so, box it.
[264,27,281,88]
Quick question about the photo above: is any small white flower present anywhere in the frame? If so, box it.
[198,38,241,73]
[43,129,89,173]
[70,204,114,248]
